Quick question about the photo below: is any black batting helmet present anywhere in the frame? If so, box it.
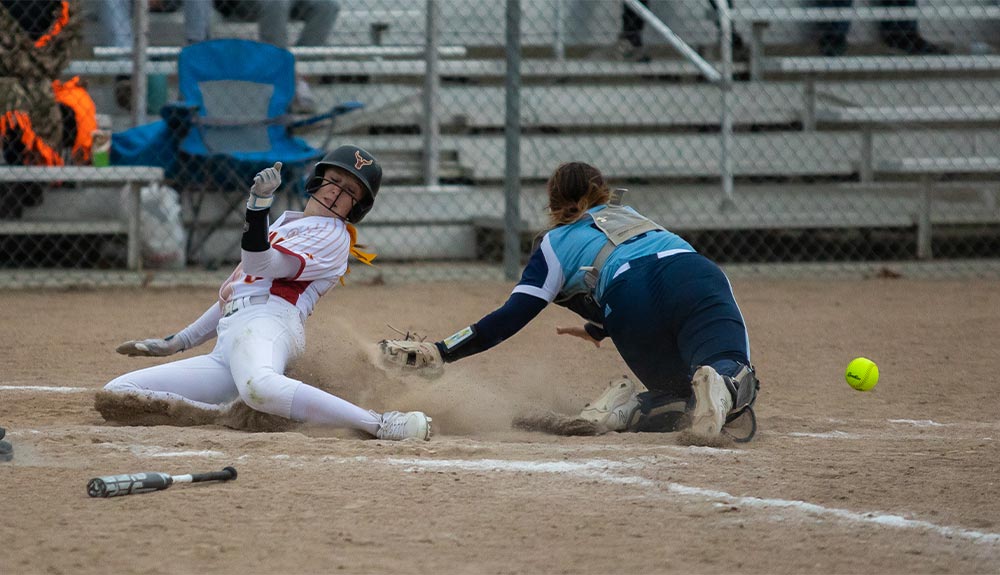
[307,145,382,223]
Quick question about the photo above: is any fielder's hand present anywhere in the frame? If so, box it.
[248,161,282,210]
[116,335,185,357]
[556,325,601,348]
[378,339,444,374]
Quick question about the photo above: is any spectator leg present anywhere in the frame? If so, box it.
[621,0,648,48]
[257,0,292,48]
[876,0,947,55]
[184,0,213,44]
[705,0,747,61]
[876,0,919,49]
[814,0,852,57]
[291,0,339,47]
[99,0,134,48]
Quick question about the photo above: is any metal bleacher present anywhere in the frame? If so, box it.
[725,2,1000,249]
[50,1,1000,264]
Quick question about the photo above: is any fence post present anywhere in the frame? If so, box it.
[504,0,523,281]
[917,180,933,260]
[716,0,735,208]
[127,181,142,271]
[553,0,565,60]
[131,0,150,128]
[423,0,441,185]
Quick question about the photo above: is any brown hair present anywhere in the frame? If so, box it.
[545,162,611,227]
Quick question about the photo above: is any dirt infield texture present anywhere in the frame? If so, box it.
[2,278,999,574]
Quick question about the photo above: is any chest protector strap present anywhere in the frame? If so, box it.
[582,191,664,291]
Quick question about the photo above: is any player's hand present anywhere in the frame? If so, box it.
[116,335,185,357]
[250,162,283,198]
[377,339,444,375]
[556,325,601,348]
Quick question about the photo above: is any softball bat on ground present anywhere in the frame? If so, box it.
[87,466,237,497]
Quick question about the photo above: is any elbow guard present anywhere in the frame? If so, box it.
[241,208,270,252]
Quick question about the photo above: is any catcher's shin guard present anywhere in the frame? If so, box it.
[0,426,12,462]
[721,364,760,443]
[632,391,689,433]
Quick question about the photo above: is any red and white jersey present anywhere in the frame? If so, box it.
[219,211,349,318]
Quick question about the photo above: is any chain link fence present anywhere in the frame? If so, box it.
[2,0,999,287]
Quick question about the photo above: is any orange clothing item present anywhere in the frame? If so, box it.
[0,110,63,166]
[33,1,70,49]
[52,76,97,164]
[0,76,97,167]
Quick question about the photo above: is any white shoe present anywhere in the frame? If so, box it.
[689,366,733,439]
[578,376,640,431]
[376,410,432,441]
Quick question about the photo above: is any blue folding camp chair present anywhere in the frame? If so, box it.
[164,38,362,265]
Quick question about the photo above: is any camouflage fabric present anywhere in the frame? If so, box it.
[0,1,81,160]
[0,78,63,156]
[0,0,80,80]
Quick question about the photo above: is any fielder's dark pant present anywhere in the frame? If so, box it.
[602,252,749,399]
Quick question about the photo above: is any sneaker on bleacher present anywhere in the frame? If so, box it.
[291,78,318,115]
[616,38,651,63]
[884,33,949,56]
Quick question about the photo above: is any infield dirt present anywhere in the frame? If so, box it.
[2,278,999,574]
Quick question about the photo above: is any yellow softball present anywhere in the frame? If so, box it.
[845,357,879,391]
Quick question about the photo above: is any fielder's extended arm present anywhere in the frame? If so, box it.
[379,293,547,373]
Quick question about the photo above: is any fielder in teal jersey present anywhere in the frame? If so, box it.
[379,162,760,441]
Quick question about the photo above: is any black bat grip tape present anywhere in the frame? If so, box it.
[191,466,238,483]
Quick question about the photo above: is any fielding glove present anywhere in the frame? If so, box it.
[377,339,444,375]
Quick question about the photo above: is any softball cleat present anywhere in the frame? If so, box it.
[689,366,733,439]
[376,410,433,441]
[578,376,641,432]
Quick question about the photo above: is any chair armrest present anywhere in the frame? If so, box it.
[288,101,364,130]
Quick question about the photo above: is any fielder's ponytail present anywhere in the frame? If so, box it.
[545,162,611,227]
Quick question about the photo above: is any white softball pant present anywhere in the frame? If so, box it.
[104,297,380,433]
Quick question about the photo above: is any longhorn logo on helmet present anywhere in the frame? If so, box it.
[354,151,373,170]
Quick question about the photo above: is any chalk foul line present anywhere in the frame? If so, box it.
[384,456,1000,546]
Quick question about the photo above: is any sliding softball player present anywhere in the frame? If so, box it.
[103,145,431,441]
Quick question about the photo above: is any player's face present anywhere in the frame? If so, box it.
[305,166,365,219]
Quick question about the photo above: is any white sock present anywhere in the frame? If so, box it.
[289,383,381,435]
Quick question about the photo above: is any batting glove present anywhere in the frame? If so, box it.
[116,334,185,357]
[248,161,282,210]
